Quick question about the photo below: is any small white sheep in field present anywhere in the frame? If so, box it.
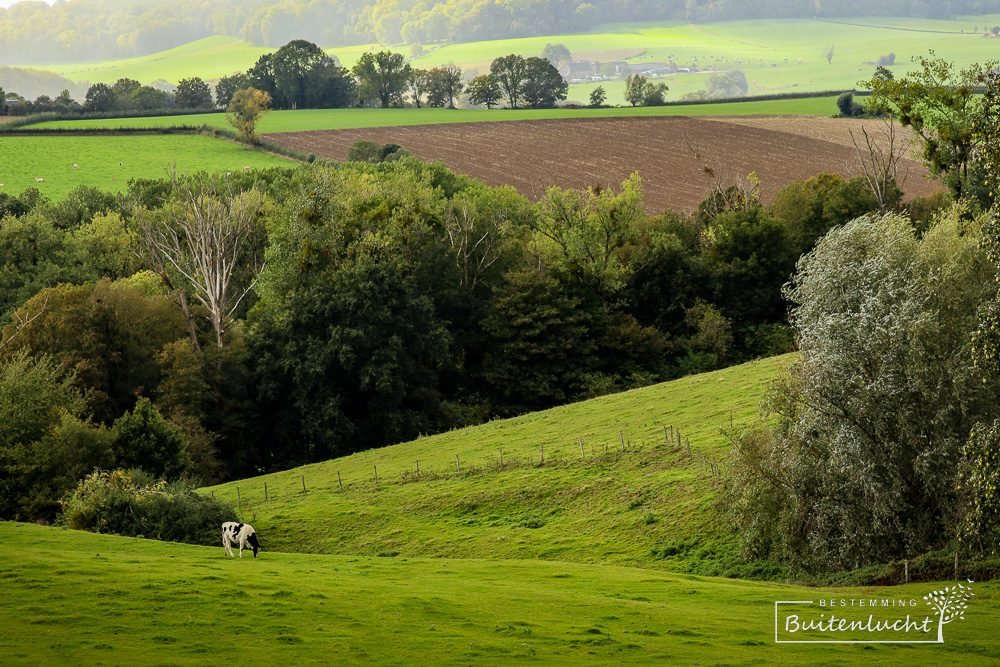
[35,178,44,183]
[72,164,78,169]
[243,166,251,170]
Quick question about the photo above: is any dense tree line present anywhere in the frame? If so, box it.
[1,0,998,65]
[4,44,569,116]
[1,153,929,523]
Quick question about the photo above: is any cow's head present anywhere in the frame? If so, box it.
[247,530,262,557]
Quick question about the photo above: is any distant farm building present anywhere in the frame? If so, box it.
[559,60,597,82]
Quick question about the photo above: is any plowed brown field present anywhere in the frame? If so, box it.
[262,115,940,213]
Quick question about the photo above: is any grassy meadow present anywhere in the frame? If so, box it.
[28,95,841,134]
[22,16,1000,106]
[0,134,296,200]
[201,355,792,571]
[5,518,1000,665]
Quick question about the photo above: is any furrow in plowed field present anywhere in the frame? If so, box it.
[263,115,939,213]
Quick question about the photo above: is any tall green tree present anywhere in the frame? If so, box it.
[426,62,464,108]
[0,279,188,424]
[541,43,571,67]
[521,56,567,109]
[352,50,411,107]
[862,52,998,199]
[111,397,190,479]
[129,85,167,110]
[624,73,646,106]
[0,352,95,521]
[214,72,250,109]
[266,39,354,110]
[466,74,501,109]
[111,77,141,112]
[174,76,212,109]
[477,269,596,416]
[490,54,527,109]
[249,165,460,465]
[531,174,645,310]
[84,82,115,112]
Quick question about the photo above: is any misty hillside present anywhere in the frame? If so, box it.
[2,0,999,65]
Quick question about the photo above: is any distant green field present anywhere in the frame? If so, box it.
[0,135,295,199]
[4,511,1000,665]
[23,16,1000,105]
[30,95,840,134]
[202,355,793,568]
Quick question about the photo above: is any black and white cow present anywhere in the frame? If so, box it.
[221,521,261,558]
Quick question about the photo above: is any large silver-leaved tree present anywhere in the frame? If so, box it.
[134,173,266,352]
[726,209,1000,571]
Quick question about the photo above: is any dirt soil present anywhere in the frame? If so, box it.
[262,115,940,213]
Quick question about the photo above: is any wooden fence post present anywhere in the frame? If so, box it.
[686,437,691,457]
[301,476,306,493]
[579,438,585,458]
[619,431,625,452]
[337,471,342,491]
[236,486,241,508]
[264,481,268,501]
[664,426,669,446]
[374,464,378,485]
[698,450,702,469]
[211,490,214,499]
[540,443,544,464]
[499,448,504,466]
[416,460,420,478]
[456,454,461,473]
[730,410,733,429]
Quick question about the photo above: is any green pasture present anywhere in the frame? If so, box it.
[0,134,295,200]
[202,355,792,570]
[29,95,840,135]
[21,15,1000,104]
[3,521,999,665]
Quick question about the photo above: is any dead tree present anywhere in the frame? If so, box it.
[134,173,266,351]
[849,118,909,213]
[443,201,510,293]
[0,294,48,352]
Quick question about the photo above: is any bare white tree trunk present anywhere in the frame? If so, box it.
[443,202,509,293]
[134,173,266,351]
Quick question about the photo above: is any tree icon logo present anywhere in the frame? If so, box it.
[923,582,975,643]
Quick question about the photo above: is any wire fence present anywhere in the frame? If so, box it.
[216,411,739,512]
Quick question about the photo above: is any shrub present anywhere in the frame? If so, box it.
[346,139,380,162]
[836,91,863,117]
[61,468,236,544]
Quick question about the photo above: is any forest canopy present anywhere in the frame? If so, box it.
[1,0,998,64]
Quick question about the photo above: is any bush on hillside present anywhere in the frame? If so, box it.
[61,469,236,545]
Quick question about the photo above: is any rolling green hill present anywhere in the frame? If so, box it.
[202,354,793,573]
[20,16,1000,104]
